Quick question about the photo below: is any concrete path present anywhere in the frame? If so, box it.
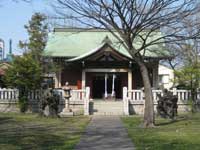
[75,116,135,150]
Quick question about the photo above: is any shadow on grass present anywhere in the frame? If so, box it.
[156,116,187,126]
[0,115,85,150]
[123,114,200,150]
[0,117,15,125]
[131,133,200,150]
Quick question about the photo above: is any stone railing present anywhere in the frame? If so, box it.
[123,87,199,115]
[27,90,41,101]
[127,88,193,103]
[0,88,91,115]
[0,88,19,102]
[70,89,87,101]
[0,88,90,103]
[0,88,43,103]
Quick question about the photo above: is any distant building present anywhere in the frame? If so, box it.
[5,39,13,62]
[158,64,174,89]
[0,39,5,61]
[0,39,14,63]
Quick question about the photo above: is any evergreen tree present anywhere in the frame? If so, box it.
[4,13,48,112]
[174,62,200,112]
[4,54,42,112]
[19,12,58,76]
[19,12,48,62]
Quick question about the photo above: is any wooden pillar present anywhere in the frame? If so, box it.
[55,70,61,88]
[128,69,132,90]
[59,70,61,87]
[54,73,58,88]
[82,70,86,89]
[105,74,108,98]
[153,63,159,89]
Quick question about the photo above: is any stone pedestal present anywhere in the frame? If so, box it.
[59,99,74,117]
[59,108,73,117]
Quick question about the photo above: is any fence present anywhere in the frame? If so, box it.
[122,87,197,115]
[0,89,18,102]
[0,88,90,115]
[0,87,196,116]
[70,89,87,101]
[0,88,89,102]
[127,88,194,103]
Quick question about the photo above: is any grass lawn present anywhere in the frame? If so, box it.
[0,113,90,150]
[122,113,200,150]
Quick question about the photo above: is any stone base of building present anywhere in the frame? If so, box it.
[0,102,19,113]
[129,103,192,115]
[0,101,197,116]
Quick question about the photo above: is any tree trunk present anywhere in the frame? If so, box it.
[138,60,155,127]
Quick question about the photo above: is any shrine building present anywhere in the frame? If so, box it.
[44,28,172,100]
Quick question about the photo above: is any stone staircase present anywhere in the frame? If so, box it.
[90,100,124,116]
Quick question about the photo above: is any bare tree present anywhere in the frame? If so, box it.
[55,0,200,127]
[179,17,200,65]
[167,12,200,70]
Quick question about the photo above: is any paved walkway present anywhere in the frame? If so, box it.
[75,116,135,150]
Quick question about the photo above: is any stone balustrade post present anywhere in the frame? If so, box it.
[173,88,177,96]
[84,87,90,115]
[123,87,129,115]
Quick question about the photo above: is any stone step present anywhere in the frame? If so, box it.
[92,112,124,116]
[93,103,123,105]
[93,107,123,110]
[93,105,123,108]
[92,100,123,103]
[93,110,123,112]
[92,110,124,113]
[90,100,124,116]
[93,102,123,106]
[93,107,123,109]
[93,101,123,105]
[93,104,123,106]
[93,100,123,102]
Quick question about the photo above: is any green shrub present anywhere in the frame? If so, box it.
[18,96,28,113]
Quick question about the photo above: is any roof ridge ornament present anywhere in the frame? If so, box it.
[102,35,112,45]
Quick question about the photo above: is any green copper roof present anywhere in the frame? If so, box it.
[44,28,172,59]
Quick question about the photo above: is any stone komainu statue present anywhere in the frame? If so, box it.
[41,88,60,117]
[157,89,178,119]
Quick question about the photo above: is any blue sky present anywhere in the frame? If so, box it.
[0,0,52,56]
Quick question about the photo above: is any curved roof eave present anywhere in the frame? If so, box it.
[66,43,133,62]
[66,43,106,62]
